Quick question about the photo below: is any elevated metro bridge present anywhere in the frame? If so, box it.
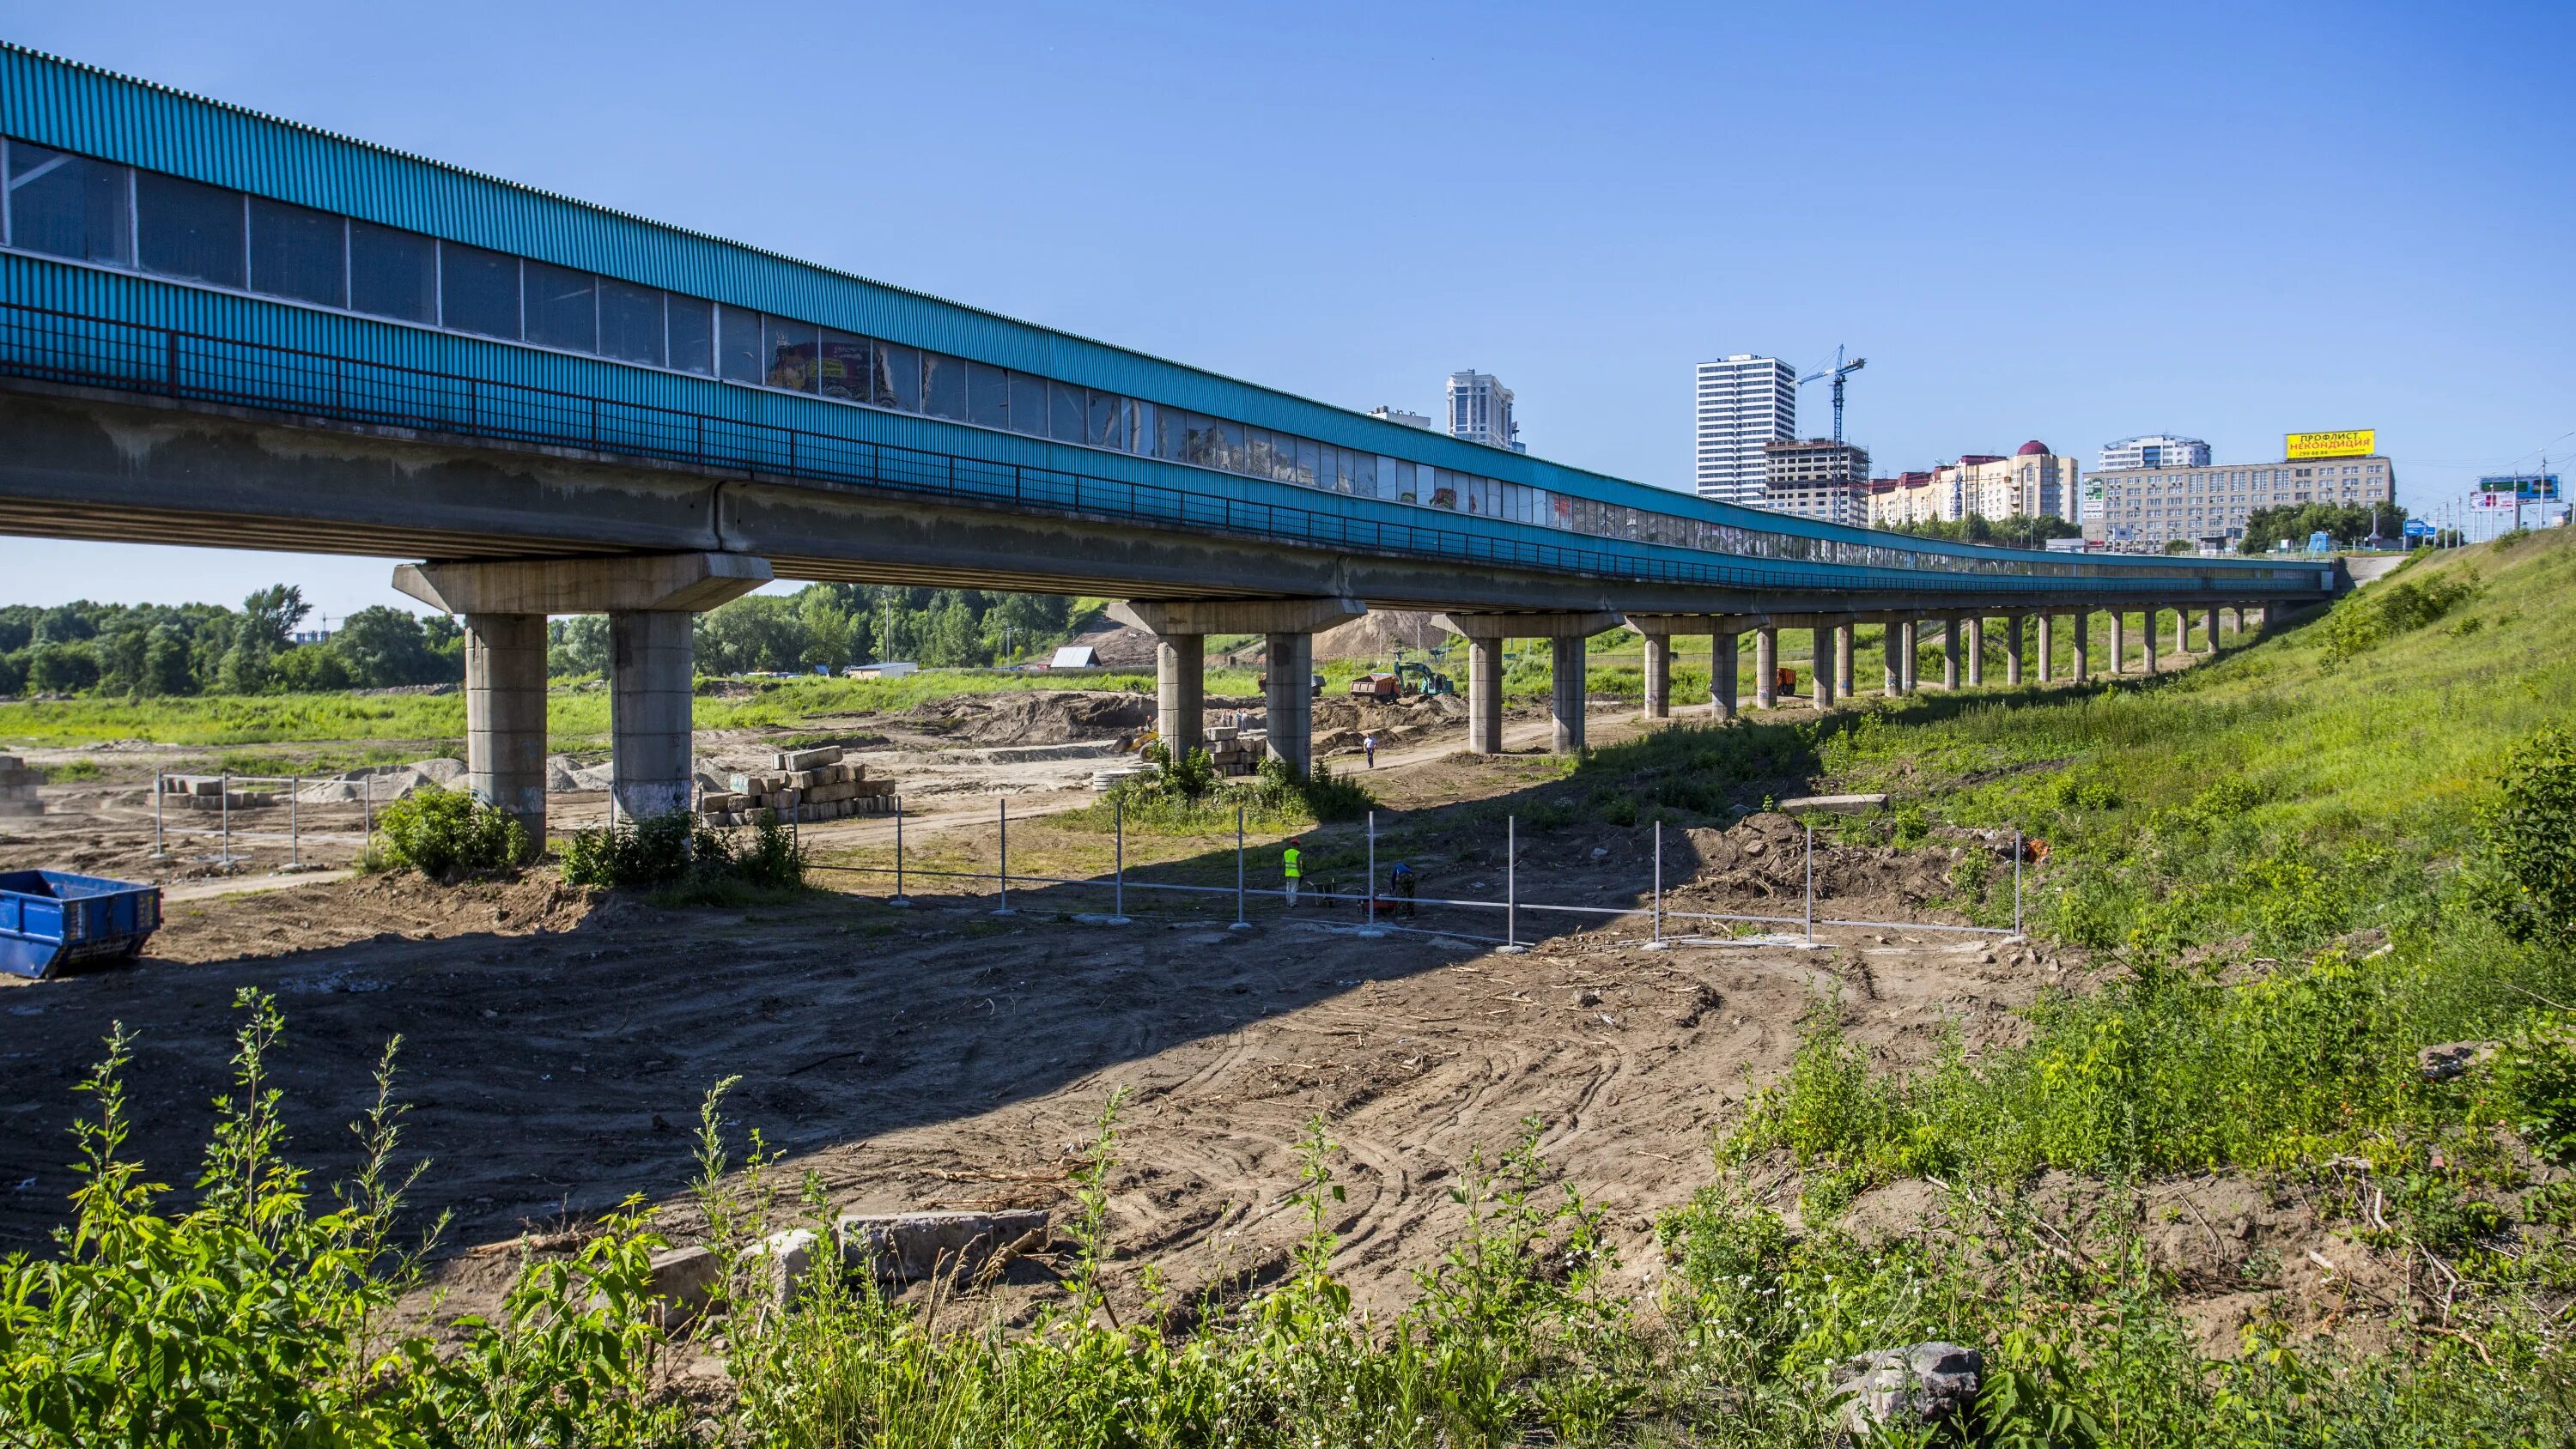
[0,44,2338,834]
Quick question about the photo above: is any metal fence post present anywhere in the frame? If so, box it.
[152,772,166,859]
[2014,828,2025,936]
[289,776,300,868]
[994,797,1012,915]
[1803,822,1815,943]
[1652,819,1663,946]
[1366,810,1377,931]
[1504,815,1520,950]
[890,807,911,906]
[1110,797,1128,924]
[219,772,231,867]
[1233,804,1249,930]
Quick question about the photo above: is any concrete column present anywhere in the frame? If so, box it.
[2070,610,2090,681]
[2005,615,2024,685]
[2142,614,2160,673]
[1641,634,1671,720]
[463,612,548,840]
[1264,632,1314,773]
[1753,627,1778,708]
[1714,632,1740,720]
[1941,619,1961,689]
[2108,611,2127,674]
[1156,634,1205,758]
[610,610,696,821]
[1965,617,1985,687]
[1883,622,1902,696]
[1899,621,1919,694]
[1813,631,1836,710]
[2176,605,2190,655]
[2203,605,2221,650]
[2036,613,2055,682]
[1467,635,1504,754]
[1834,622,1855,698]
[1550,636,1588,753]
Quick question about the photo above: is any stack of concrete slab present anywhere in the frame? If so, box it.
[1205,724,1267,777]
[700,745,899,825]
[158,776,278,810]
[0,755,38,817]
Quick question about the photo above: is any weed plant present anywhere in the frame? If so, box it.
[1074,745,1376,834]
[560,810,805,904]
[371,782,534,877]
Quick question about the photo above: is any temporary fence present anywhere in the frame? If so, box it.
[805,800,2027,944]
[149,771,380,869]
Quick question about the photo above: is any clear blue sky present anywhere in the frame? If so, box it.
[2,0,2569,620]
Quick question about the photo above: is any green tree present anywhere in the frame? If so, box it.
[141,624,195,696]
[2239,500,2408,554]
[26,641,100,693]
[219,585,310,694]
[2476,723,2576,952]
[33,602,96,646]
[548,615,611,677]
[329,605,453,688]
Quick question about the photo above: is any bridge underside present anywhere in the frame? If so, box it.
[0,379,2310,834]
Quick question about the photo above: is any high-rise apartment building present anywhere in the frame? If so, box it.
[2086,453,2396,550]
[2098,434,2212,471]
[1694,355,1798,503]
[1368,405,1432,429]
[1444,372,1522,452]
[1758,440,1871,526]
[1866,442,2081,526]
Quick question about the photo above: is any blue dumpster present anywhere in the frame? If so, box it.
[0,870,163,980]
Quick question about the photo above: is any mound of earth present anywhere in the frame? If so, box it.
[151,870,611,966]
[1314,609,1451,662]
[914,690,1156,745]
[1060,614,1158,668]
[1673,811,1963,919]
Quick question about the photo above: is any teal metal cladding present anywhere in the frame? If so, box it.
[0,42,2318,595]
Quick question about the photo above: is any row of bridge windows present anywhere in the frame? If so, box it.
[0,136,2215,585]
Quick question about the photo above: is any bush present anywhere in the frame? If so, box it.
[560,809,804,902]
[2318,573,2476,669]
[1082,748,1376,833]
[2474,722,2576,952]
[374,782,533,876]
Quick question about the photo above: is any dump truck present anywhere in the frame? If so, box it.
[0,870,162,980]
[1349,672,1401,700]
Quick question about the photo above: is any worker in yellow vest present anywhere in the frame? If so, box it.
[1282,837,1303,907]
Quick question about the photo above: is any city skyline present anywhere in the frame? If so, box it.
[0,1,2565,615]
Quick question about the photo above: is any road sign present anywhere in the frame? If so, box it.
[2403,518,2433,537]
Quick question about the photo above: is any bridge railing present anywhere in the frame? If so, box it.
[0,300,2311,600]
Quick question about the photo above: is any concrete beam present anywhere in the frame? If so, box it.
[1109,597,1364,637]
[394,551,771,615]
[1435,610,1624,640]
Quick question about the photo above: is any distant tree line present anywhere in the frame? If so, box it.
[1889,513,2084,549]
[547,585,1087,678]
[2238,500,2409,554]
[0,587,463,699]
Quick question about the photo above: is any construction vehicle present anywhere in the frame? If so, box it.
[1776,666,1798,694]
[1350,671,1401,700]
[1394,661,1455,697]
[1258,670,1327,699]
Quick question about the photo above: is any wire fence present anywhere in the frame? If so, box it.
[149,771,380,870]
[805,799,2026,946]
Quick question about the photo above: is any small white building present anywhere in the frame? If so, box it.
[1049,646,1102,670]
[844,661,919,679]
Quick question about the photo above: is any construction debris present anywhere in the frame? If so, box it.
[0,756,37,817]
[701,745,901,825]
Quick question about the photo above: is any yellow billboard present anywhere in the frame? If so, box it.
[2286,428,2376,459]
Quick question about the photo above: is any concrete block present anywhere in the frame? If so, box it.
[746,1228,829,1312]
[645,1244,723,1325]
[837,1209,1049,1284]
[776,746,843,772]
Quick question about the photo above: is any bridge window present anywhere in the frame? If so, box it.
[920,352,966,421]
[817,330,870,402]
[714,305,761,383]
[137,172,245,288]
[876,341,921,411]
[349,221,436,323]
[964,361,1007,428]
[440,241,521,339]
[5,142,131,266]
[524,260,596,353]
[1006,371,1047,436]
[764,318,818,391]
[1048,380,1084,442]
[248,198,345,308]
[602,281,669,367]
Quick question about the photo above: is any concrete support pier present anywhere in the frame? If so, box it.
[1265,633,1315,773]
[1834,622,1855,698]
[2108,611,2127,674]
[1113,597,1362,774]
[1813,629,1836,710]
[1714,631,1741,721]
[1965,616,1985,687]
[2176,605,2191,655]
[462,613,548,839]
[2036,613,2054,682]
[1941,619,1960,689]
[2142,614,2160,673]
[1754,627,1779,708]
[2005,615,2024,686]
[1437,611,1620,755]
[1641,634,1671,720]
[1156,635,1205,756]
[1550,636,1589,753]
[2071,610,2090,682]
[609,610,695,819]
[1883,622,1902,697]
[395,551,774,838]
[1899,621,1919,694]
[2203,605,2221,651]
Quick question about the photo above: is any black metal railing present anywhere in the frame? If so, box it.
[0,300,2319,600]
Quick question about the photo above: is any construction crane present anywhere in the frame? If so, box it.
[1800,346,1867,444]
